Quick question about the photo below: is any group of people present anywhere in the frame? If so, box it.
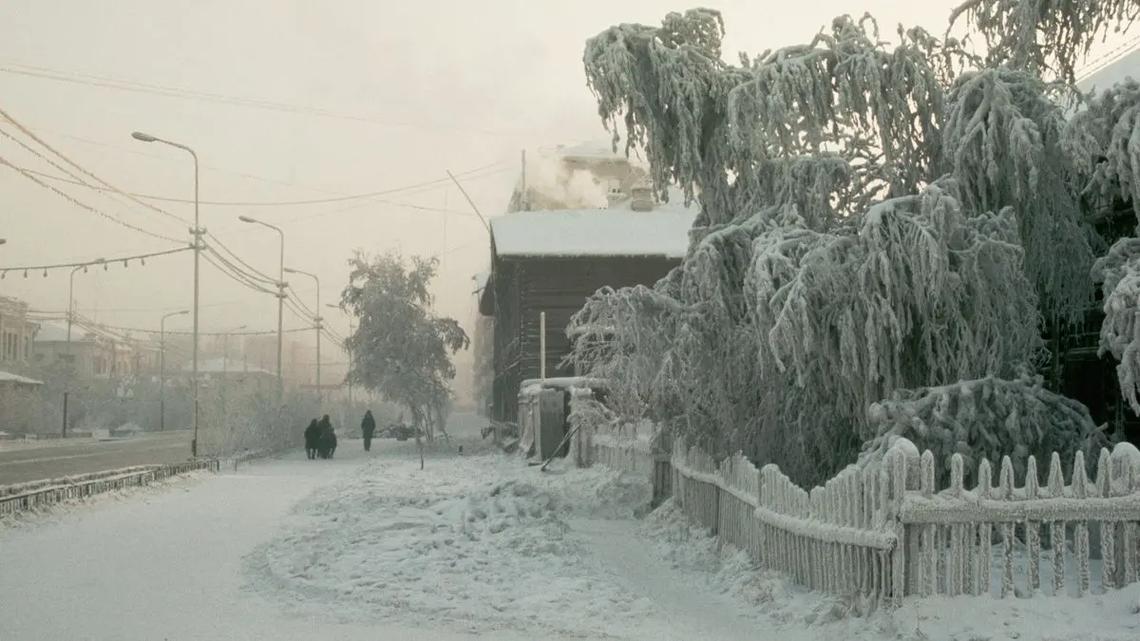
[304,415,338,459]
[303,410,379,459]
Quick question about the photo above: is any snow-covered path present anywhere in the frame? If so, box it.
[4,414,1136,640]
[0,437,526,640]
[0,416,773,640]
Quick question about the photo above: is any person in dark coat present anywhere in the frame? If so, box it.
[303,419,320,460]
[361,410,376,452]
[317,414,337,459]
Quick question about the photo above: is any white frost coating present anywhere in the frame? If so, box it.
[671,437,1140,600]
[950,0,1140,83]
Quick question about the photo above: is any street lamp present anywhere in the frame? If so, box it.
[238,215,285,397]
[327,303,354,407]
[133,130,203,458]
[62,257,104,437]
[159,310,189,432]
[285,267,320,405]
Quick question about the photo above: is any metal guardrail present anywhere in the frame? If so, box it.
[0,459,219,517]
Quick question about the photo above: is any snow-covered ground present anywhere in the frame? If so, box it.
[2,413,1138,640]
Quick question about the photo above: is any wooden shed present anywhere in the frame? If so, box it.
[478,204,695,423]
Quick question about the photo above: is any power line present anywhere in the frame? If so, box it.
[203,235,277,284]
[16,160,513,207]
[0,106,189,224]
[201,248,277,296]
[20,123,512,212]
[0,151,184,243]
[0,60,539,139]
[0,245,191,275]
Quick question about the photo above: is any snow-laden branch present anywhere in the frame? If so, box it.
[860,374,1106,487]
[950,0,1140,82]
[945,68,1095,321]
[1093,236,1140,413]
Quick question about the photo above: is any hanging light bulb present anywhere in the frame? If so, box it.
[141,257,146,266]
[1,271,6,280]
[123,259,129,268]
[83,265,88,273]
[103,262,108,271]
[42,269,47,278]
[23,269,28,278]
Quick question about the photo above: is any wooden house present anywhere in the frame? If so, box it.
[478,200,695,423]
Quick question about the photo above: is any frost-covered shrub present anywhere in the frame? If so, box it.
[860,375,1108,486]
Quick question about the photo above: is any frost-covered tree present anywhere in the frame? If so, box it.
[568,7,1123,485]
[339,252,469,441]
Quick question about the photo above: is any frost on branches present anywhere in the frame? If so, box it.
[570,185,1044,485]
[1094,237,1140,413]
[944,68,1093,321]
[584,13,949,226]
[861,375,1106,487]
[950,0,1140,82]
[571,7,1125,486]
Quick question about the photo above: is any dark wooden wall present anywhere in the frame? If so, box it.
[489,255,678,422]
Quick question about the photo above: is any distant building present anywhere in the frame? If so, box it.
[181,356,276,396]
[33,322,152,378]
[0,295,38,364]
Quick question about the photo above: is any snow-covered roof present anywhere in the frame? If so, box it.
[181,357,273,376]
[1078,49,1140,94]
[490,204,696,259]
[33,323,82,343]
[0,370,43,386]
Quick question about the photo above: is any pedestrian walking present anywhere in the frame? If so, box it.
[361,410,376,452]
[303,419,319,460]
[317,414,337,459]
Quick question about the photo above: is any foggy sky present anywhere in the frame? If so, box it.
[0,1,1125,370]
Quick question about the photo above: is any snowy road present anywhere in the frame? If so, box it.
[0,431,192,485]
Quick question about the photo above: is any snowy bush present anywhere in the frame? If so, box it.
[860,375,1108,486]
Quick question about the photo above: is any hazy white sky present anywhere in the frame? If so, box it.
[0,0,1123,365]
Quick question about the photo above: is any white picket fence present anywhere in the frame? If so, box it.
[671,438,1140,604]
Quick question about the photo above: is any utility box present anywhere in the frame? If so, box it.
[534,389,567,460]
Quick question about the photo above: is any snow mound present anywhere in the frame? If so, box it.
[245,453,655,635]
[642,499,835,626]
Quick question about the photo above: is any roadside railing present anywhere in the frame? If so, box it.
[0,459,219,517]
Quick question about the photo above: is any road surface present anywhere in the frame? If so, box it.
[0,431,192,485]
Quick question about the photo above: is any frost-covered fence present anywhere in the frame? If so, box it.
[0,459,219,517]
[670,438,1140,604]
[673,438,900,603]
[897,443,1140,599]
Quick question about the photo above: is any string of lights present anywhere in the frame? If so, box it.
[0,245,191,278]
